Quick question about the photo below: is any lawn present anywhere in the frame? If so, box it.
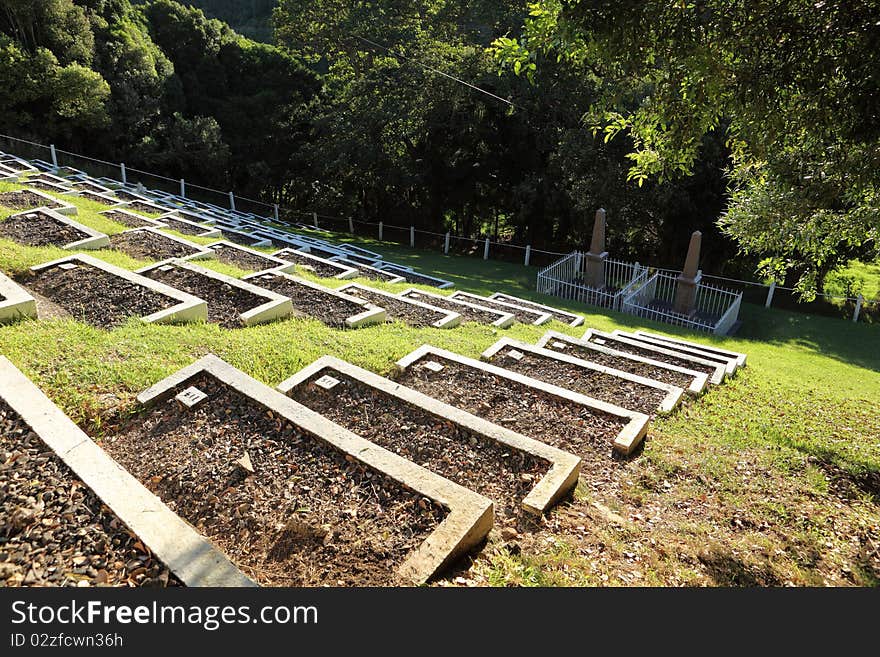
[1,181,878,587]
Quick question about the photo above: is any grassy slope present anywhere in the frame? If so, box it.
[1,182,878,587]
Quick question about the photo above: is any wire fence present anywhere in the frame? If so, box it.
[0,132,876,324]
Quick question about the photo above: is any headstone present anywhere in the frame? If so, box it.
[673,231,703,314]
[585,208,608,288]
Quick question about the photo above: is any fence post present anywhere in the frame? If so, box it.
[120,163,126,184]
[444,232,450,255]
[410,226,415,247]
[853,294,864,323]
[50,144,58,168]
[524,245,531,267]
[312,212,318,229]
[765,281,776,308]
[228,191,235,211]
[273,204,279,222]
[180,178,185,198]
[483,238,490,260]
[379,222,383,241]
[348,217,354,234]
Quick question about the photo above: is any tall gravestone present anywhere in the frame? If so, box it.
[584,208,608,288]
[674,230,702,314]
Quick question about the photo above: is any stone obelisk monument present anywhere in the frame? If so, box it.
[584,208,608,288]
[674,230,702,314]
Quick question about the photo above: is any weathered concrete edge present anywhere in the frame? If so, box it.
[157,213,223,239]
[9,207,110,250]
[98,209,167,229]
[118,227,216,261]
[488,292,585,327]
[482,337,685,414]
[395,345,651,456]
[338,283,462,330]
[277,356,581,515]
[206,240,296,272]
[137,355,494,584]
[450,291,552,325]
[584,328,726,385]
[399,288,515,329]
[15,189,77,216]
[30,253,208,324]
[329,256,407,283]
[632,329,747,368]
[0,356,254,587]
[271,249,359,280]
[536,330,708,396]
[0,270,37,323]
[619,331,738,376]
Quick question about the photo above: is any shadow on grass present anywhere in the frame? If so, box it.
[698,548,781,586]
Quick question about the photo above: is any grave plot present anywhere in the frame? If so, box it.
[338,283,460,329]
[0,208,109,250]
[72,190,120,206]
[110,227,215,261]
[218,228,270,247]
[481,338,685,415]
[25,180,71,194]
[394,346,650,457]
[244,270,384,328]
[340,252,382,266]
[450,291,551,325]
[633,330,747,369]
[338,243,383,260]
[378,263,454,289]
[272,248,358,279]
[207,241,295,272]
[116,200,168,215]
[583,329,727,385]
[156,214,221,238]
[113,190,153,203]
[104,355,492,585]
[0,164,18,180]
[400,288,514,328]
[99,208,166,229]
[298,244,345,260]
[0,157,36,173]
[25,254,207,328]
[0,356,251,587]
[279,357,580,518]
[71,181,112,195]
[0,189,75,215]
[536,330,708,395]
[0,269,37,323]
[331,257,406,282]
[138,260,292,328]
[29,173,69,185]
[489,292,584,327]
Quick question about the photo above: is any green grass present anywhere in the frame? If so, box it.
[1,181,878,587]
[826,259,880,300]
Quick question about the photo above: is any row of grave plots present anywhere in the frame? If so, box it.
[0,150,454,289]
[1,296,746,586]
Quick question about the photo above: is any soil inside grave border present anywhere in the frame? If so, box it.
[100,211,157,229]
[219,231,262,247]
[402,291,503,325]
[587,335,719,377]
[0,190,65,212]
[211,244,279,271]
[110,230,203,260]
[452,293,545,324]
[0,210,90,248]
[250,274,363,327]
[382,267,447,288]
[287,367,549,522]
[160,216,210,236]
[343,287,447,328]
[274,250,350,278]
[103,373,446,587]
[491,294,578,324]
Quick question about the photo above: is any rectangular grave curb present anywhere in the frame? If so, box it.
[395,345,651,456]
[3,188,77,216]
[632,330,747,369]
[0,356,254,587]
[136,259,293,326]
[399,288,515,328]
[271,248,359,280]
[584,328,727,385]
[111,200,169,216]
[157,213,222,238]
[278,356,581,515]
[244,268,386,328]
[338,283,461,329]
[98,208,168,229]
[26,181,72,194]
[482,337,685,414]
[29,253,208,324]
[0,269,37,323]
[117,227,216,261]
[339,243,384,260]
[329,256,407,283]
[7,207,110,250]
[376,263,454,289]
[136,354,494,584]
[451,291,552,325]
[489,292,585,327]
[618,331,738,376]
[537,330,708,396]
[206,240,296,271]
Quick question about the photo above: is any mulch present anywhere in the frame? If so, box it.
[0,191,64,211]
[249,273,363,327]
[491,294,577,324]
[451,293,546,324]
[383,267,447,288]
[160,217,209,236]
[100,210,156,229]
[219,230,261,246]
[273,250,350,278]
[110,230,202,260]
[586,334,719,377]
[211,244,278,271]
[342,287,446,328]
[0,210,88,247]
[402,290,504,325]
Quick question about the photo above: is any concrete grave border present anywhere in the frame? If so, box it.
[138,354,494,584]
[583,328,727,385]
[114,227,216,261]
[329,256,406,283]
[25,180,72,194]
[29,253,208,324]
[271,248,359,280]
[206,240,295,271]
[6,207,110,250]
[399,288,515,328]
[98,208,168,229]
[136,259,293,326]
[395,345,651,456]
[537,329,708,396]
[243,269,386,328]
[0,269,37,323]
[338,243,384,260]
[338,283,461,329]
[0,356,253,587]
[488,292,584,327]
[157,212,222,238]
[614,330,738,377]
[1,188,77,216]
[450,291,552,325]
[482,337,685,414]
[279,356,581,515]
[632,330,747,369]
[111,199,171,216]
[376,263,454,289]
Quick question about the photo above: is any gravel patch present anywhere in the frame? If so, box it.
[249,273,362,327]
[586,334,719,377]
[211,244,278,271]
[342,287,447,327]
[0,210,88,247]
[0,191,65,211]
[111,230,202,260]
[402,290,505,325]
[0,399,178,587]
[104,373,445,586]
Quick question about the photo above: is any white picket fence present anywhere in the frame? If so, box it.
[536,252,648,310]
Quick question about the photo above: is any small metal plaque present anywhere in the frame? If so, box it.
[423,360,444,373]
[507,349,524,361]
[175,386,208,409]
[58,263,78,271]
[158,265,174,272]
[593,338,606,345]
[314,375,340,390]
[551,341,567,349]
